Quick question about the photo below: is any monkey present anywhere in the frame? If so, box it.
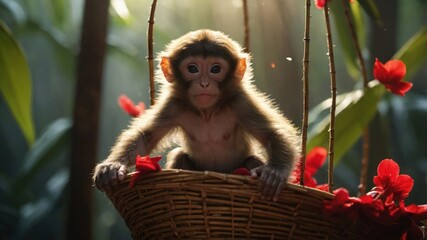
[93,29,300,201]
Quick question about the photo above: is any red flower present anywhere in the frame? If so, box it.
[129,155,162,187]
[404,204,427,222]
[305,147,327,180]
[373,159,414,203]
[315,0,353,9]
[373,58,413,96]
[232,167,251,176]
[315,0,327,9]
[118,94,146,117]
[292,147,327,188]
[323,188,351,212]
[323,159,427,239]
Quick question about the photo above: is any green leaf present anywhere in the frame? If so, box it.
[0,204,19,236]
[111,0,132,25]
[306,27,426,165]
[307,82,386,164]
[349,1,366,49]
[0,0,26,23]
[392,27,427,79]
[357,0,382,26]
[15,169,69,236]
[0,21,35,146]
[330,1,360,80]
[47,0,67,25]
[14,118,72,195]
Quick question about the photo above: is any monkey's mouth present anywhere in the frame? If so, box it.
[194,94,217,106]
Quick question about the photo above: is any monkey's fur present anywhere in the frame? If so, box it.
[93,29,300,201]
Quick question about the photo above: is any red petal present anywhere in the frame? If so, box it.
[359,195,374,205]
[315,0,326,9]
[373,159,399,189]
[377,159,400,176]
[387,203,404,222]
[358,196,385,219]
[405,204,427,221]
[374,59,411,96]
[129,172,141,188]
[386,81,413,96]
[129,155,162,187]
[136,102,146,114]
[323,188,351,213]
[332,188,350,206]
[304,171,318,187]
[384,60,406,82]
[232,167,251,176]
[315,184,329,192]
[290,157,302,184]
[392,174,414,201]
[135,155,162,174]
[373,58,390,83]
[373,59,407,83]
[366,186,385,199]
[118,95,142,117]
[305,147,327,175]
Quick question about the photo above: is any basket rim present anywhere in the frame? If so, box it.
[105,170,365,239]
[116,169,335,200]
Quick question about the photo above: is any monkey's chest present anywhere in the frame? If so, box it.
[178,113,249,170]
[181,111,242,150]
[182,119,236,145]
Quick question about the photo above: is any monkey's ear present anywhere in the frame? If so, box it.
[161,57,174,82]
[235,58,247,81]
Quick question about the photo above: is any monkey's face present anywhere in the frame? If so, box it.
[179,56,230,109]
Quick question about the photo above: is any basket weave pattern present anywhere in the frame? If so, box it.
[106,170,365,239]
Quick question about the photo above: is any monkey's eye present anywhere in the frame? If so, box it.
[210,64,221,74]
[187,64,199,73]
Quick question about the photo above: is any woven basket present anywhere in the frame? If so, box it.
[106,170,366,239]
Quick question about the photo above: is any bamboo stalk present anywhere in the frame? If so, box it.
[147,0,158,106]
[340,1,370,196]
[242,0,250,52]
[300,0,312,186]
[323,3,337,193]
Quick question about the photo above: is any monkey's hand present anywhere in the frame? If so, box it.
[250,165,288,202]
[93,162,128,192]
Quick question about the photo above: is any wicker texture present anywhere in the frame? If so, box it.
[106,170,365,239]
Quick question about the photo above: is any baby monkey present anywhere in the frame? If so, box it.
[93,29,300,201]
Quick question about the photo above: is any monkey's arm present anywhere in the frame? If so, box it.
[232,91,300,201]
[93,99,179,191]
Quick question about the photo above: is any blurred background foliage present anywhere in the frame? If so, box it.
[0,0,426,239]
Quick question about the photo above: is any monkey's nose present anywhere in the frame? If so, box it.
[200,81,210,88]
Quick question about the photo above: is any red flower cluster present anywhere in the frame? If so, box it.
[129,155,162,187]
[292,147,328,191]
[118,94,146,117]
[324,159,427,239]
[374,58,413,96]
